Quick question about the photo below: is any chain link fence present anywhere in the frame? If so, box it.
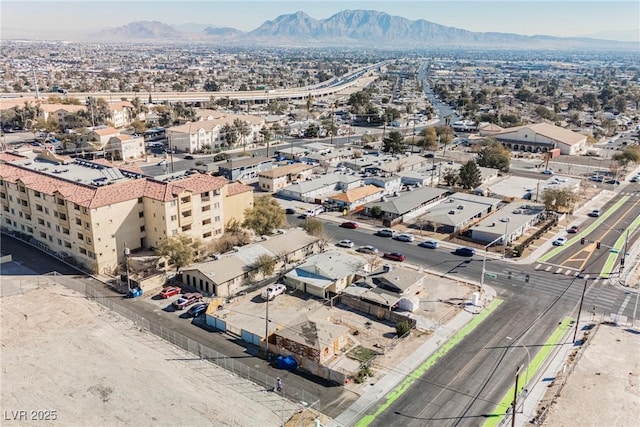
[42,272,319,405]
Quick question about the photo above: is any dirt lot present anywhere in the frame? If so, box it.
[542,324,640,427]
[0,284,295,427]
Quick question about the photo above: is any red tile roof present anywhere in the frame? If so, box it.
[226,181,253,196]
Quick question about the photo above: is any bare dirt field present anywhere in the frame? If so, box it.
[542,323,640,427]
[0,284,296,427]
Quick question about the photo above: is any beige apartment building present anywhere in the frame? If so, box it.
[0,152,253,274]
[258,163,314,192]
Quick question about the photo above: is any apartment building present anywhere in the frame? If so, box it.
[107,101,135,129]
[106,134,145,161]
[0,152,253,274]
[257,163,314,192]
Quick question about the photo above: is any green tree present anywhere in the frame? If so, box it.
[370,205,382,219]
[253,254,276,277]
[242,196,285,235]
[155,235,203,272]
[612,146,640,170]
[419,127,438,152]
[458,160,482,189]
[442,168,459,186]
[233,118,251,152]
[541,188,579,213]
[382,130,406,154]
[476,140,511,172]
[129,120,147,134]
[203,79,219,92]
[222,123,238,147]
[304,218,324,237]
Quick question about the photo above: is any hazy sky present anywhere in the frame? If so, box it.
[2,0,639,40]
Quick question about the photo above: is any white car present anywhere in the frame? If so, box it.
[394,233,415,242]
[337,239,355,248]
[261,284,286,301]
[552,236,568,246]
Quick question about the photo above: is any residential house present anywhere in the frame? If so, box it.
[79,126,120,151]
[107,101,135,129]
[284,250,368,299]
[417,193,503,234]
[38,104,87,128]
[278,173,362,203]
[469,202,545,245]
[218,156,273,183]
[105,134,145,161]
[364,155,431,177]
[364,187,448,224]
[181,228,320,297]
[325,184,384,213]
[258,163,314,192]
[363,175,402,196]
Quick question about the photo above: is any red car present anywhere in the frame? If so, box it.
[567,225,579,233]
[383,252,406,262]
[341,221,358,229]
[172,292,203,310]
[159,286,181,298]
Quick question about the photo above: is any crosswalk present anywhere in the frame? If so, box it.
[501,264,633,318]
[618,191,640,196]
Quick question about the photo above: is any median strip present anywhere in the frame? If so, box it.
[355,298,503,427]
[600,212,640,278]
[482,316,573,427]
[538,196,630,263]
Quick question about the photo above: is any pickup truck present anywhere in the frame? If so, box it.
[172,292,203,310]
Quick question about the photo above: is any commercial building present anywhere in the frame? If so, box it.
[416,193,503,234]
[469,202,546,244]
[0,151,252,274]
[487,123,588,155]
[217,156,273,183]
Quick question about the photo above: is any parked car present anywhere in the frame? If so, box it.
[376,229,395,237]
[394,233,415,242]
[357,245,379,254]
[184,155,194,160]
[605,179,620,185]
[261,284,286,301]
[567,225,580,234]
[454,247,476,257]
[336,239,355,248]
[588,209,602,217]
[553,236,568,246]
[630,175,639,183]
[172,292,203,310]
[383,252,406,262]
[589,175,604,182]
[285,207,296,215]
[418,240,439,249]
[159,286,181,298]
[187,303,209,317]
[341,221,358,229]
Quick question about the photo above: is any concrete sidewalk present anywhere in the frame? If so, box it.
[329,286,498,427]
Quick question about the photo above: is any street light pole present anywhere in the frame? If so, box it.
[573,280,588,343]
[511,365,522,427]
[264,295,270,356]
[503,217,511,257]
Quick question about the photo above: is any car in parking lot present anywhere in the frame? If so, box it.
[454,247,476,257]
[605,179,620,185]
[172,292,203,310]
[630,176,640,183]
[393,233,415,242]
[418,240,439,249]
[159,286,181,298]
[336,239,355,248]
[552,236,568,246]
[261,284,286,301]
[285,207,296,215]
[567,225,580,234]
[589,175,604,182]
[357,245,379,254]
[187,303,209,317]
[376,229,395,237]
[588,209,601,217]
[383,252,406,262]
[340,221,358,229]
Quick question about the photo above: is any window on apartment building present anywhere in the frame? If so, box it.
[85,222,90,229]
[0,192,5,199]
[59,213,66,221]
[5,218,11,225]
[27,226,33,234]
[34,191,41,198]
[55,225,60,232]
[10,208,15,215]
[214,229,222,235]
[8,195,13,202]
[18,185,26,193]
[170,214,177,221]
[25,214,31,221]
[75,218,82,225]
[181,225,191,232]
[182,210,192,218]
[82,207,88,214]
[170,201,176,207]
[79,247,87,255]
[2,206,8,213]
[48,235,53,242]
[62,227,69,235]
[138,211,144,218]
[19,211,23,218]
[202,205,210,212]
[214,216,221,222]
[38,218,45,225]
[64,241,71,248]
[36,204,43,212]
[138,197,143,204]
[56,198,65,206]
[74,203,80,211]
[180,196,191,204]
[54,211,58,218]
[214,202,220,209]
[77,232,83,240]
[46,221,51,229]
[140,226,145,232]
[57,238,62,246]
[20,199,27,207]
[202,232,212,238]
[86,238,92,244]
[39,231,46,239]
[44,208,49,215]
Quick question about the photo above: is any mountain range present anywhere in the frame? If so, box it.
[85,9,638,50]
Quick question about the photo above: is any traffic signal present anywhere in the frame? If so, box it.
[580,238,585,245]
[596,241,601,249]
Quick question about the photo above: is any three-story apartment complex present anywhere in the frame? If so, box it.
[0,151,253,274]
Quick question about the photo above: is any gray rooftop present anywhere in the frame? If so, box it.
[365,187,448,215]
[420,193,502,227]
[470,202,545,235]
[280,173,361,194]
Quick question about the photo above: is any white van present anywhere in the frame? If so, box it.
[304,206,324,218]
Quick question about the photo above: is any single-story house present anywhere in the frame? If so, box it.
[218,156,273,183]
[364,187,449,222]
[284,251,368,299]
[364,175,403,196]
[180,228,320,297]
[325,184,385,212]
[416,193,503,234]
[469,202,546,244]
[364,155,431,177]
[278,173,362,203]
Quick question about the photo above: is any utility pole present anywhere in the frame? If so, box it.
[264,295,270,356]
[123,244,131,290]
[511,365,521,427]
[411,120,416,154]
[330,103,335,146]
[573,280,588,343]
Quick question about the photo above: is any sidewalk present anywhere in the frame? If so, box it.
[329,285,498,427]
